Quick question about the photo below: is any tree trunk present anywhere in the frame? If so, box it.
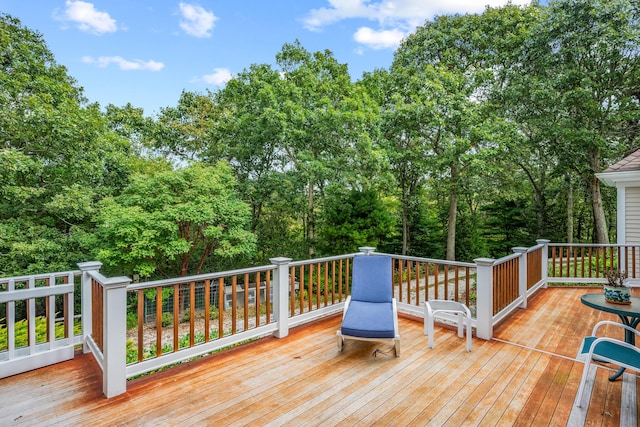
[308,181,315,258]
[446,165,458,261]
[401,181,409,255]
[566,174,573,244]
[588,151,609,244]
[590,176,609,244]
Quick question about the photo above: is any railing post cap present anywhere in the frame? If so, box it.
[358,247,376,254]
[512,247,528,254]
[77,261,103,271]
[536,239,551,245]
[102,276,131,289]
[474,257,495,266]
[270,257,292,265]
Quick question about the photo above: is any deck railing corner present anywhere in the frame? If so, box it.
[270,257,292,339]
[78,261,102,354]
[474,257,495,340]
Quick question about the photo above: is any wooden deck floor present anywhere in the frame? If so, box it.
[2,287,639,426]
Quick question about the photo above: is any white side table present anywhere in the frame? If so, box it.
[424,300,472,352]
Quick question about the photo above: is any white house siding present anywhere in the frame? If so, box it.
[624,187,640,277]
[626,187,640,244]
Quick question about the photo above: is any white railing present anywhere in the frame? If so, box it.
[3,240,560,398]
[383,252,477,318]
[0,270,80,378]
[288,253,356,328]
[474,240,549,339]
[77,262,130,398]
[547,243,640,283]
[124,263,280,381]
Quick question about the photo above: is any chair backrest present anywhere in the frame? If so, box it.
[351,255,392,303]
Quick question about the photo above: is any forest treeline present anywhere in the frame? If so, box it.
[2,0,640,280]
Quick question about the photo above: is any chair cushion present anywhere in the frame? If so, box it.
[341,300,395,339]
[578,336,640,370]
[351,255,392,303]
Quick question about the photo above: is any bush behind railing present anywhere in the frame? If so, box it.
[0,316,82,351]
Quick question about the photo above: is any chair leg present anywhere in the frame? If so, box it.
[427,312,435,349]
[337,333,344,352]
[465,315,472,352]
[575,358,592,408]
[457,312,464,338]
[423,305,429,336]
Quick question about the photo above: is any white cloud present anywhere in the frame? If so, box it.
[56,0,118,34]
[304,0,533,30]
[303,0,534,50]
[303,0,375,30]
[179,2,218,38]
[82,56,164,71]
[201,68,233,86]
[353,27,405,50]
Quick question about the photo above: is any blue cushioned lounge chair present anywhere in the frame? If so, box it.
[336,254,400,357]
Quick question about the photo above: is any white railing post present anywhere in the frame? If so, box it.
[474,258,495,340]
[77,261,102,354]
[513,247,528,309]
[102,276,130,398]
[537,239,550,288]
[270,257,292,338]
[358,246,376,255]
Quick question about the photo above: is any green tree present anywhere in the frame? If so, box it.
[389,10,508,260]
[275,41,382,258]
[96,162,256,279]
[317,189,396,255]
[362,68,431,256]
[0,14,131,275]
[152,91,219,162]
[208,63,289,233]
[515,0,640,243]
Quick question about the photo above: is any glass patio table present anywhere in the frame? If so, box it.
[580,293,640,381]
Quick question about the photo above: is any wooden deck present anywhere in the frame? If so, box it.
[2,287,639,426]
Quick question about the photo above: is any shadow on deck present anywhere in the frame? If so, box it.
[2,287,639,426]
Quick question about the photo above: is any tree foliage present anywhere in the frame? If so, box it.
[96,162,256,279]
[0,14,131,275]
[506,0,640,243]
[3,1,640,278]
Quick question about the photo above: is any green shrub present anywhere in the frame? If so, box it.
[161,312,173,327]
[0,315,81,349]
[126,312,138,330]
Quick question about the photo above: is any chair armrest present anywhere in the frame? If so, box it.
[342,295,352,319]
[392,298,399,338]
[591,320,640,338]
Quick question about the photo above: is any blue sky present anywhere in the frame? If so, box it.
[2,0,538,116]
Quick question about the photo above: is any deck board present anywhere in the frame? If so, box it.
[2,287,639,426]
